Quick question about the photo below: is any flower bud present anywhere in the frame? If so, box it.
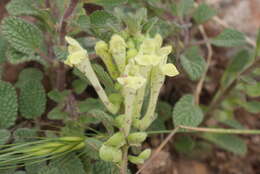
[127,132,147,146]
[99,145,122,163]
[139,149,151,159]
[128,148,151,164]
[104,132,126,148]
[58,136,84,142]
[109,34,127,73]
[114,114,126,129]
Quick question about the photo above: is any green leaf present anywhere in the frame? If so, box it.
[255,28,260,57]
[6,47,45,65]
[211,29,246,47]
[6,0,40,16]
[0,169,16,174]
[18,68,43,82]
[171,0,194,17]
[78,98,105,113]
[26,161,46,174]
[173,95,204,127]
[92,64,115,93]
[174,136,195,154]
[202,133,247,155]
[0,35,7,64]
[0,129,10,145]
[38,166,60,174]
[84,138,102,160]
[193,3,216,24]
[13,128,37,143]
[1,17,44,55]
[14,171,27,174]
[89,0,127,7]
[89,10,118,41]
[19,80,46,119]
[156,101,172,121]
[0,81,18,128]
[242,83,260,97]
[92,161,120,174]
[72,79,89,94]
[48,90,69,103]
[48,106,69,120]
[49,153,85,174]
[221,50,254,88]
[180,46,206,81]
[240,101,260,114]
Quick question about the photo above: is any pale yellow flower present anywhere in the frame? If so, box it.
[117,76,146,90]
[135,54,162,66]
[64,36,87,66]
[160,63,179,77]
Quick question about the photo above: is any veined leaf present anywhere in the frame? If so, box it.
[19,80,46,119]
[92,160,120,174]
[211,29,246,47]
[173,95,204,127]
[0,129,10,145]
[86,0,127,7]
[180,46,206,81]
[171,0,194,17]
[193,3,216,24]
[0,81,18,128]
[1,17,44,55]
[202,133,247,156]
[6,0,40,17]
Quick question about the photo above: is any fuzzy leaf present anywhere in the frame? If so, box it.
[171,0,194,17]
[0,81,18,128]
[6,47,45,65]
[0,35,7,64]
[0,129,10,145]
[92,64,115,93]
[193,3,216,24]
[88,0,127,7]
[48,107,69,120]
[6,0,40,16]
[202,133,247,155]
[211,29,246,47]
[72,79,89,94]
[240,101,260,114]
[19,80,46,119]
[92,161,120,174]
[49,154,85,174]
[13,128,37,143]
[1,17,44,55]
[173,95,204,127]
[48,90,69,103]
[18,68,43,82]
[221,50,254,88]
[180,46,206,81]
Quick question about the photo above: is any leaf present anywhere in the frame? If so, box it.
[78,98,105,113]
[49,153,86,174]
[14,171,27,174]
[180,46,206,81]
[48,90,69,103]
[18,68,43,82]
[92,64,115,93]
[26,161,46,174]
[193,3,216,24]
[6,0,40,17]
[156,101,172,121]
[92,160,120,174]
[89,10,118,41]
[0,35,7,64]
[211,29,246,47]
[202,133,247,155]
[87,0,127,7]
[173,95,204,127]
[171,0,194,17]
[48,106,69,120]
[1,17,44,55]
[221,50,254,88]
[0,129,10,145]
[19,80,46,119]
[239,101,260,114]
[0,81,18,128]
[255,28,260,57]
[242,83,260,97]
[84,138,102,160]
[13,128,37,143]
[6,47,45,65]
[174,136,195,154]
[72,79,89,94]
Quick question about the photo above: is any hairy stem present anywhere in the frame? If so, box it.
[120,146,129,174]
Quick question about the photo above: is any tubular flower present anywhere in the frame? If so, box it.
[64,36,88,66]
[117,75,146,90]
[160,63,179,77]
